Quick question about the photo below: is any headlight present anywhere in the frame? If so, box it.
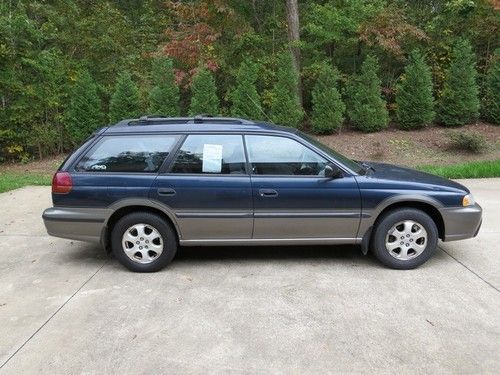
[463,194,475,207]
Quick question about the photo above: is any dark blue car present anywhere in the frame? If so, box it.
[43,116,482,272]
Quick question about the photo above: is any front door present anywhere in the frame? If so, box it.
[151,134,253,242]
[245,135,361,240]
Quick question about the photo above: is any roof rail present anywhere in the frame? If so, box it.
[124,114,256,126]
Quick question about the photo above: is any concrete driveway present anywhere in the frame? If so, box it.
[0,179,499,374]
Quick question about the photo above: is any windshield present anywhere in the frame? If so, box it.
[298,131,365,175]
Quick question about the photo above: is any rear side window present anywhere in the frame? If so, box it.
[170,134,246,174]
[75,135,178,173]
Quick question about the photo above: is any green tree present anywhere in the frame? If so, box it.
[311,65,345,134]
[269,54,304,127]
[346,55,388,132]
[189,68,219,116]
[230,61,262,119]
[438,39,480,126]
[482,51,499,124]
[109,71,140,123]
[396,50,435,129]
[65,69,103,145]
[149,57,179,116]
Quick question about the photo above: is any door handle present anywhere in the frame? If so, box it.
[259,189,278,198]
[157,188,176,196]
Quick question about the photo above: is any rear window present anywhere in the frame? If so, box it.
[75,135,179,173]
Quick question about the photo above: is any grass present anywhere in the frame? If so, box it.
[419,159,500,179]
[0,172,52,193]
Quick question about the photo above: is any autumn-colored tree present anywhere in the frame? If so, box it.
[109,72,141,123]
[438,39,480,126]
[65,70,103,145]
[189,68,219,115]
[396,50,435,129]
[149,57,180,116]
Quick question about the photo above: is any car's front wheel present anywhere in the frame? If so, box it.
[111,212,177,272]
[371,208,438,269]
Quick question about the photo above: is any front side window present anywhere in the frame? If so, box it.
[75,135,178,173]
[246,135,328,176]
[170,134,246,174]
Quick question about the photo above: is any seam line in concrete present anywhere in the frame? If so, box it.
[0,260,108,371]
[439,246,499,293]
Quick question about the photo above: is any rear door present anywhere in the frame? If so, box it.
[151,134,253,242]
[245,134,361,240]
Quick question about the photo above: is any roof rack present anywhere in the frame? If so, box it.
[124,114,256,126]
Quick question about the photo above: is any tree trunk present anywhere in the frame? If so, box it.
[285,0,303,106]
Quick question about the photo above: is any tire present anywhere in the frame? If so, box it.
[371,208,438,270]
[111,212,177,272]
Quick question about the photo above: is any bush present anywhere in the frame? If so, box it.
[189,68,219,116]
[109,71,140,123]
[448,131,487,153]
[149,57,180,116]
[311,65,345,134]
[438,39,480,126]
[396,50,435,129]
[346,55,388,132]
[481,50,499,124]
[269,53,304,127]
[230,61,262,119]
[65,69,103,145]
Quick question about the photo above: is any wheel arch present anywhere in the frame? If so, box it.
[101,200,181,251]
[360,196,445,254]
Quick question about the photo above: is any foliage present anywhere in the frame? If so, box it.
[346,55,389,132]
[230,61,262,119]
[269,54,304,127]
[481,51,500,124]
[189,68,219,116]
[65,69,103,145]
[109,72,140,123]
[448,131,487,153]
[149,57,180,116]
[419,159,500,179]
[311,65,345,134]
[396,50,435,129]
[438,39,480,126]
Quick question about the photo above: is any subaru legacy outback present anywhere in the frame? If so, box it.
[43,116,482,272]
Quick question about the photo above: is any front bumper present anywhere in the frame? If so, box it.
[439,203,483,241]
[42,207,111,244]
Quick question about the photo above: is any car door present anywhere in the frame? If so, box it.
[151,134,253,242]
[245,134,361,240]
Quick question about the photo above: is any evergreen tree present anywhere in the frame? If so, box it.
[481,50,499,124]
[109,71,140,123]
[346,55,388,132]
[65,69,103,145]
[311,65,345,134]
[396,50,435,129]
[149,57,180,116]
[438,39,480,126]
[189,68,219,116]
[269,53,304,127]
[230,61,262,119]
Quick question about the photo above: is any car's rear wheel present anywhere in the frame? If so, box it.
[111,212,177,272]
[371,208,438,269]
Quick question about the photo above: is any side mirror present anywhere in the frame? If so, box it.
[324,164,343,179]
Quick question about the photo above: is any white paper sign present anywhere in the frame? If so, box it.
[202,144,223,173]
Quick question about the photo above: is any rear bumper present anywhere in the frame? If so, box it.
[42,207,110,244]
[439,203,483,242]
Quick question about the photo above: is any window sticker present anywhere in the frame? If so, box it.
[202,144,223,173]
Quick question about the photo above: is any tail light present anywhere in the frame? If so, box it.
[52,172,73,194]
